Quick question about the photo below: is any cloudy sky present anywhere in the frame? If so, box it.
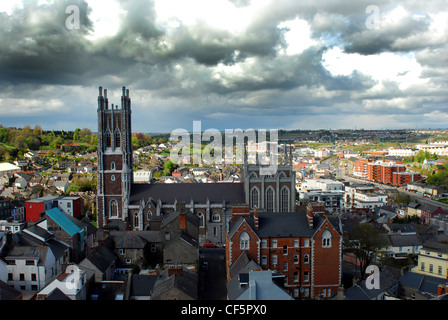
[0,0,447,133]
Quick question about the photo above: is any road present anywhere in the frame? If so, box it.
[198,247,227,300]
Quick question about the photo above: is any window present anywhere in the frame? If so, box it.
[283,245,288,255]
[294,288,299,297]
[280,187,289,212]
[439,266,443,275]
[20,274,25,281]
[165,232,170,241]
[294,239,299,248]
[111,175,115,181]
[111,162,116,170]
[106,130,112,148]
[421,262,425,271]
[250,187,259,209]
[293,254,299,264]
[134,214,139,228]
[303,272,309,282]
[429,264,433,273]
[283,261,288,272]
[197,213,204,227]
[304,238,310,247]
[303,288,309,297]
[240,232,250,250]
[114,130,121,149]
[31,274,37,281]
[265,187,274,212]
[151,244,156,253]
[8,273,13,281]
[119,249,125,255]
[304,254,309,264]
[261,239,267,248]
[294,272,299,282]
[26,260,34,266]
[261,256,267,265]
[272,255,278,265]
[272,239,277,248]
[322,230,332,248]
[212,212,220,222]
[110,200,119,218]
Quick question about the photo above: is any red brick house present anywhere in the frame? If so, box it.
[225,203,342,299]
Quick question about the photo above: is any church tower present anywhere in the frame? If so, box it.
[96,86,133,229]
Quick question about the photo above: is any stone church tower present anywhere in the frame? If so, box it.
[96,86,133,229]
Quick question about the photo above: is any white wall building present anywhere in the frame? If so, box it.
[388,148,417,157]
[37,264,88,300]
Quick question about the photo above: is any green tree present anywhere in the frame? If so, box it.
[163,160,178,175]
[0,128,9,144]
[344,223,388,279]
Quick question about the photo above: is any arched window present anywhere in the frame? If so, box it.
[265,187,274,212]
[280,187,290,212]
[110,161,116,170]
[250,187,259,209]
[212,212,220,222]
[134,213,139,228]
[106,130,112,148]
[197,213,204,227]
[114,129,121,149]
[322,230,332,248]
[239,232,250,250]
[110,199,119,218]
[304,254,309,264]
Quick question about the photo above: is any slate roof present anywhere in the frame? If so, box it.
[130,275,157,297]
[79,242,117,273]
[129,182,245,205]
[110,230,162,248]
[399,271,447,297]
[0,279,22,300]
[151,267,198,300]
[387,234,422,247]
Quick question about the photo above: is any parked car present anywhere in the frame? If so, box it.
[203,242,217,248]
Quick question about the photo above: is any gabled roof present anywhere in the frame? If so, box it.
[400,271,446,297]
[45,208,81,237]
[129,182,245,205]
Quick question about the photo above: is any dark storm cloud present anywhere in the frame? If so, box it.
[0,0,447,131]
[0,0,95,85]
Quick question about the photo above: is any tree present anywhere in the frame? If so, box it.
[163,160,178,175]
[0,128,9,144]
[344,223,388,279]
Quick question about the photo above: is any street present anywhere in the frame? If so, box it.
[198,247,227,300]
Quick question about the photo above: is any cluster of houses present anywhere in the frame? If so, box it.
[0,195,203,300]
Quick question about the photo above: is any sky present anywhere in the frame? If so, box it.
[0,0,447,133]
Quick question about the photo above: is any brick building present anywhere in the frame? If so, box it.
[367,161,406,185]
[392,171,422,187]
[225,203,342,299]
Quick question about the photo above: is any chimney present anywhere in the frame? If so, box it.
[168,265,183,277]
[179,211,187,230]
[231,204,251,222]
[175,201,186,212]
[253,207,259,230]
[306,204,314,229]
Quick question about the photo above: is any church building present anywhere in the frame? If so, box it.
[96,86,297,245]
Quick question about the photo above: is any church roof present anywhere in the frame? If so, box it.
[129,182,245,205]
